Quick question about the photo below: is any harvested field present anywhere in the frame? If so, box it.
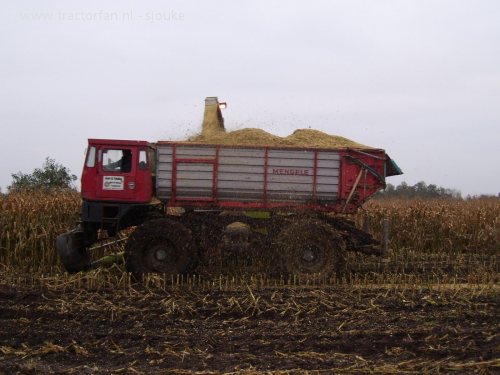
[0,279,498,374]
[1,193,499,373]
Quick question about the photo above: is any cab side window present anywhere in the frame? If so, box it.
[139,149,148,170]
[86,146,96,167]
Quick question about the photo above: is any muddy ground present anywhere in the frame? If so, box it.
[0,281,498,374]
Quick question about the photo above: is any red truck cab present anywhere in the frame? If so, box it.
[82,139,154,203]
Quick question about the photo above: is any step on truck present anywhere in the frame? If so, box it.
[57,97,402,278]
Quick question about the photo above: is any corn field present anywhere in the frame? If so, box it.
[360,198,499,256]
[0,191,498,276]
[0,191,80,271]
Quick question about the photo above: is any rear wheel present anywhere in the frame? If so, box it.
[124,218,197,279]
[276,218,345,277]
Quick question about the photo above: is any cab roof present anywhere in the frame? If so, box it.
[88,139,150,147]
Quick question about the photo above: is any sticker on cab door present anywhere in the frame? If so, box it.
[103,176,124,190]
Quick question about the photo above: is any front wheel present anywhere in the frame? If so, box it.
[124,218,197,279]
[56,227,91,273]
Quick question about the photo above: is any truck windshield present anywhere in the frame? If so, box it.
[102,149,132,173]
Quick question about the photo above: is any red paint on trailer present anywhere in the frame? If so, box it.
[212,146,220,202]
[171,144,177,202]
[263,147,269,203]
[312,149,318,203]
[160,142,387,213]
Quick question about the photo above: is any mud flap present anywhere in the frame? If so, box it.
[56,228,91,273]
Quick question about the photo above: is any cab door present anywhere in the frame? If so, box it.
[95,147,137,201]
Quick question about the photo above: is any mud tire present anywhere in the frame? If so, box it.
[56,229,91,273]
[124,218,197,280]
[276,218,346,277]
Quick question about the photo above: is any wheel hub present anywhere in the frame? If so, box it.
[144,243,177,273]
[155,248,168,261]
[302,249,316,263]
[295,244,327,273]
[300,245,320,264]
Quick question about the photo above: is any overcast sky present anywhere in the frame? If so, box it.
[1,1,499,196]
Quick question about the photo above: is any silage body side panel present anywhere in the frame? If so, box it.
[156,144,340,204]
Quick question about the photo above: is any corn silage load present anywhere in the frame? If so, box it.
[190,127,370,149]
[190,101,370,149]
